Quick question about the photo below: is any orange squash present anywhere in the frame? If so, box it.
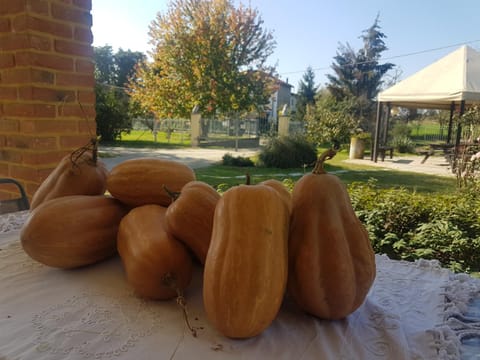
[164,181,220,264]
[107,158,196,207]
[203,183,289,338]
[288,149,376,320]
[30,145,108,210]
[21,195,129,268]
[117,204,193,300]
[259,179,292,213]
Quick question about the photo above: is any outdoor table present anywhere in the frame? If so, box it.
[420,144,455,164]
[1,211,480,360]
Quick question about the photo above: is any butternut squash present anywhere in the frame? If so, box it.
[117,204,193,300]
[164,181,220,264]
[203,184,289,338]
[107,158,196,207]
[21,195,129,268]
[30,144,108,210]
[288,149,376,320]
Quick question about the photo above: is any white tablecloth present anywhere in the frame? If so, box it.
[1,212,480,360]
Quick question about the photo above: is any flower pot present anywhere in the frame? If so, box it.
[349,137,366,159]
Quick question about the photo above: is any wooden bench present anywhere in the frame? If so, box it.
[378,146,393,162]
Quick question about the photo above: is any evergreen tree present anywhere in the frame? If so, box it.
[294,66,318,121]
[326,14,394,130]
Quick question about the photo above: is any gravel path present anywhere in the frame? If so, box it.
[99,146,260,170]
[100,146,455,177]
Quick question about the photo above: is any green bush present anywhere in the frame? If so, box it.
[222,153,254,167]
[348,181,480,272]
[391,135,415,153]
[258,134,317,168]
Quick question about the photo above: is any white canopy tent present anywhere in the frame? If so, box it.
[373,45,480,161]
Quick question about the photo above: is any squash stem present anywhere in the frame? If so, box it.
[162,272,198,337]
[312,148,337,175]
[163,185,181,202]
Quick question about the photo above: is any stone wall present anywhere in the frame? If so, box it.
[0,0,96,200]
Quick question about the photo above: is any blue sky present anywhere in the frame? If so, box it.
[91,0,480,92]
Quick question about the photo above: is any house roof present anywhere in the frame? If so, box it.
[378,45,480,109]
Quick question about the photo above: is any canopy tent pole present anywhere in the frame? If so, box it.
[455,100,465,147]
[447,102,455,144]
[382,103,391,145]
[373,101,382,162]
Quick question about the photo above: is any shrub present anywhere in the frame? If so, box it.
[258,134,317,168]
[222,153,254,167]
[391,135,415,153]
[348,181,480,273]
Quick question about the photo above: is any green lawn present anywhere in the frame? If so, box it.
[103,129,192,148]
[195,149,456,194]
[100,134,456,194]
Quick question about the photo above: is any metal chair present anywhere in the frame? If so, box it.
[0,178,30,215]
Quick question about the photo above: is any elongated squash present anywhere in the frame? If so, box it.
[21,195,129,268]
[164,181,220,264]
[107,158,196,207]
[117,204,193,300]
[30,146,108,210]
[203,184,289,339]
[259,179,292,214]
[288,149,376,320]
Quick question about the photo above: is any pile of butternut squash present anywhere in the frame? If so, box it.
[20,146,376,340]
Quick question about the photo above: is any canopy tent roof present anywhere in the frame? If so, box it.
[378,45,480,109]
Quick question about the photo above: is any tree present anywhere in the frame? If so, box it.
[128,0,277,119]
[326,15,394,131]
[94,46,146,141]
[305,89,358,147]
[294,66,318,122]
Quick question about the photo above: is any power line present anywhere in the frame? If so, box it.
[278,39,480,77]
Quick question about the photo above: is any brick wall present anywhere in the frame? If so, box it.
[0,0,96,201]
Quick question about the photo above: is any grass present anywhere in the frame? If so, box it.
[102,129,192,148]
[195,148,456,194]
[100,133,457,194]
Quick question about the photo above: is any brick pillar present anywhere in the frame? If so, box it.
[0,0,96,200]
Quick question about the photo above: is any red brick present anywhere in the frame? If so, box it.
[51,3,92,26]
[26,0,50,16]
[55,39,93,57]
[0,86,17,101]
[22,150,69,166]
[0,0,25,15]
[56,72,94,87]
[19,86,76,103]
[77,117,96,134]
[3,103,56,118]
[0,149,23,163]
[75,58,94,73]
[78,89,95,104]
[20,118,79,133]
[16,51,74,71]
[0,33,30,51]
[0,53,15,69]
[0,17,10,32]
[2,68,55,85]
[13,14,73,39]
[74,26,92,43]
[10,164,46,184]
[73,0,92,11]
[59,103,95,118]
[0,162,9,176]
[0,118,19,132]
[60,134,92,148]
[6,135,58,150]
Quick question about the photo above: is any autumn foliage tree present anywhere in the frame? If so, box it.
[128,0,277,119]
